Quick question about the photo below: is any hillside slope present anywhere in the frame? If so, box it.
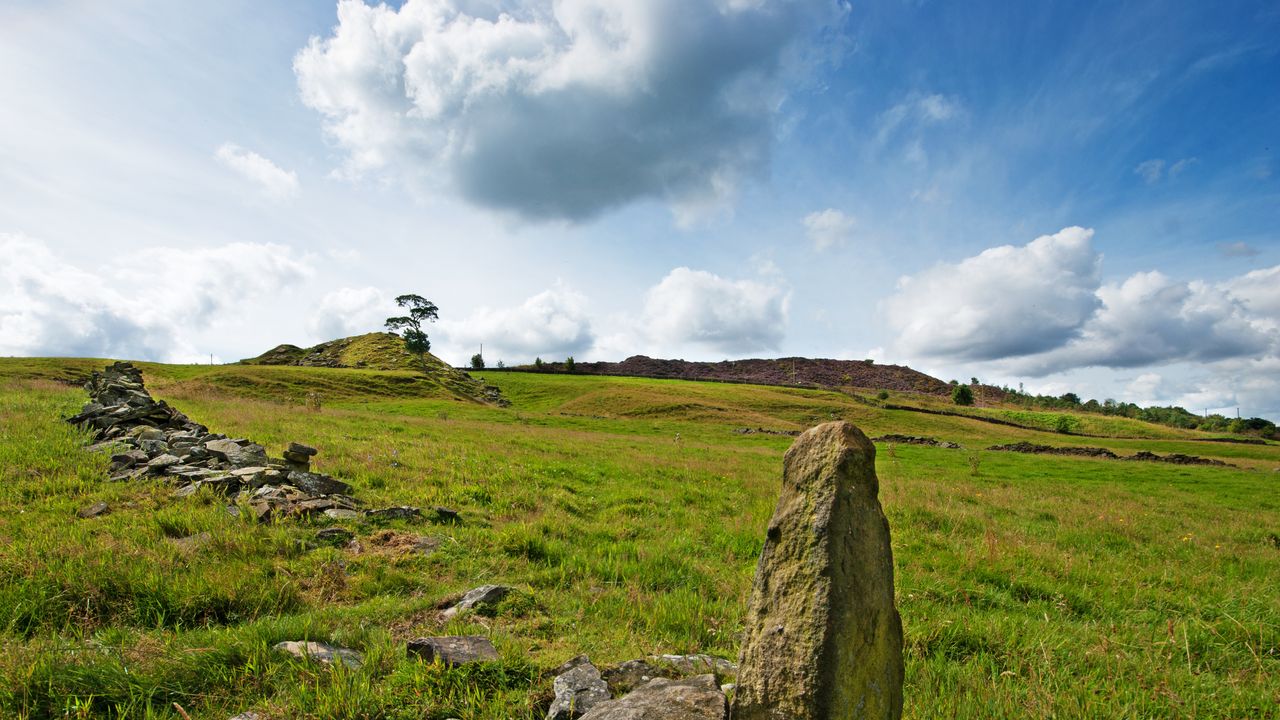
[542,355,952,394]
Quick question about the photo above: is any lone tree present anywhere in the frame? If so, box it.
[470,353,485,370]
[385,294,438,373]
[952,384,974,406]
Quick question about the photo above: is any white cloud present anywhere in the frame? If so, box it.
[884,226,1102,362]
[1218,241,1261,258]
[1134,157,1195,185]
[0,233,310,362]
[642,267,789,354]
[293,0,843,221]
[308,286,389,341]
[1134,159,1164,184]
[875,92,961,146]
[437,283,595,363]
[802,208,855,251]
[885,226,1280,380]
[215,143,299,200]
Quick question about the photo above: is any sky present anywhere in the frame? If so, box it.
[2,0,1278,419]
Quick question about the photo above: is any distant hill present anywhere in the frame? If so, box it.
[241,332,506,405]
[526,355,956,395]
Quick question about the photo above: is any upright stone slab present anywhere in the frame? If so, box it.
[732,421,903,720]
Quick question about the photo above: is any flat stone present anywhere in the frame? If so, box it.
[579,675,726,720]
[407,636,498,666]
[273,640,362,669]
[205,439,269,468]
[323,508,361,520]
[547,657,611,720]
[442,584,515,619]
[77,501,110,519]
[286,471,353,497]
[732,421,903,720]
[287,442,318,457]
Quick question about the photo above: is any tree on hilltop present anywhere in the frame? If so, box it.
[385,294,438,374]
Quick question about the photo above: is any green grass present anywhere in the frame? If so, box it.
[0,360,1277,718]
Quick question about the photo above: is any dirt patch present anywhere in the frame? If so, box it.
[348,529,440,558]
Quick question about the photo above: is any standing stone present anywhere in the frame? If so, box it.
[731,421,903,720]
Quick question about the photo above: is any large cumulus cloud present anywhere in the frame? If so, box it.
[436,283,595,363]
[642,267,789,354]
[294,0,842,221]
[885,226,1279,379]
[0,234,310,362]
[885,226,1103,362]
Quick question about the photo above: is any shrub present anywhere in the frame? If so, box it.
[952,384,974,406]
[877,390,889,401]
[1054,415,1073,434]
[565,356,575,373]
[469,353,485,370]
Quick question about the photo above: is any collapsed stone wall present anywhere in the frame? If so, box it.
[68,361,390,521]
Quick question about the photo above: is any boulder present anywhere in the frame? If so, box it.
[578,675,726,720]
[407,636,498,666]
[547,656,611,720]
[731,421,903,720]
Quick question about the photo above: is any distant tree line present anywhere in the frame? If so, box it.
[992,385,1277,438]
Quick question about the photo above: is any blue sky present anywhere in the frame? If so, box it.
[1,0,1278,418]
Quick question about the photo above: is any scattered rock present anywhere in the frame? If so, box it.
[734,427,801,437]
[286,471,354,497]
[169,531,213,554]
[601,660,672,696]
[547,656,611,720]
[578,674,726,720]
[76,501,110,519]
[316,527,355,544]
[733,421,903,720]
[365,506,423,521]
[442,584,515,619]
[273,640,363,669]
[204,439,269,468]
[227,712,261,720]
[323,508,361,520]
[652,654,737,678]
[433,506,461,524]
[407,636,498,666]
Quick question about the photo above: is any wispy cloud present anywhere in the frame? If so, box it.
[215,143,299,200]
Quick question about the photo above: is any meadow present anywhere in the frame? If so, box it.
[0,359,1276,718]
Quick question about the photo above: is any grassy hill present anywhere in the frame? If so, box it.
[240,332,504,405]
[0,358,1277,718]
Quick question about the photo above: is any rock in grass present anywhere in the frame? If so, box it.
[364,506,423,521]
[547,656,611,720]
[731,421,903,720]
[273,640,362,669]
[286,471,353,496]
[652,654,737,677]
[578,674,726,720]
[76,501,110,519]
[441,584,514,619]
[407,636,498,666]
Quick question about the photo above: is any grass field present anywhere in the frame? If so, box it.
[0,359,1277,718]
